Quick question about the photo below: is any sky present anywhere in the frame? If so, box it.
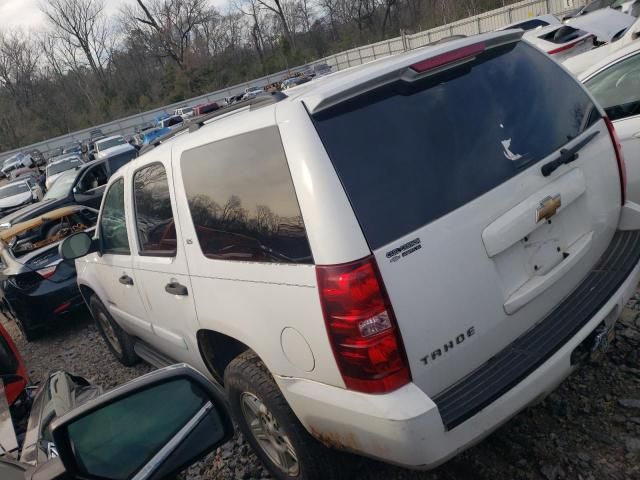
[0,0,226,31]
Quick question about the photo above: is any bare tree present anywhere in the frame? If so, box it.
[123,0,211,70]
[40,0,113,91]
[0,30,39,110]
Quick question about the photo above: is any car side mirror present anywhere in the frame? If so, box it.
[59,232,95,260]
[49,364,233,480]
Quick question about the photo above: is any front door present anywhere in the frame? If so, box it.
[129,159,200,364]
[92,177,153,341]
[73,162,108,209]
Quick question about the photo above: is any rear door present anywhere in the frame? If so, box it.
[583,49,640,204]
[311,40,623,397]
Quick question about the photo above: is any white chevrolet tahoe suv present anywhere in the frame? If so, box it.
[60,31,640,480]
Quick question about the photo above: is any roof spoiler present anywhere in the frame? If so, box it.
[308,30,524,114]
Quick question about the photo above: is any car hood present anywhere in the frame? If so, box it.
[0,192,31,210]
[45,172,65,188]
[0,198,67,228]
[97,143,134,159]
[565,8,636,42]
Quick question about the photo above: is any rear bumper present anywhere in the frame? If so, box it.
[276,230,640,468]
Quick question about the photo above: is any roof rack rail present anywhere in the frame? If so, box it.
[138,92,287,156]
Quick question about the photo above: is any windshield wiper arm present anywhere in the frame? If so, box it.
[541,130,599,177]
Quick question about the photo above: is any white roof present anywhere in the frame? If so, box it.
[95,135,123,146]
[578,39,640,80]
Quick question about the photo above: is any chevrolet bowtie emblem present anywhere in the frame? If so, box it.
[536,194,561,223]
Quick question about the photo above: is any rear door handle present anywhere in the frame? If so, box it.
[165,281,188,296]
[119,275,134,286]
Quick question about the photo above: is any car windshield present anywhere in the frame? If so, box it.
[44,171,76,200]
[47,158,81,176]
[97,137,126,151]
[0,183,29,199]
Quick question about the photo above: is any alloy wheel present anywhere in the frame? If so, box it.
[240,391,299,476]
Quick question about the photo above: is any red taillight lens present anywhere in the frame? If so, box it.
[605,117,626,205]
[410,42,486,73]
[316,256,410,394]
[36,265,58,279]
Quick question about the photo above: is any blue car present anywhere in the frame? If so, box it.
[142,127,171,146]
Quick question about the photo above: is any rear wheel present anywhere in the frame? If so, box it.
[225,351,345,480]
[14,315,38,342]
[89,295,138,366]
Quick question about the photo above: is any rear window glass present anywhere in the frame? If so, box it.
[312,41,597,249]
[181,126,312,264]
[539,26,587,44]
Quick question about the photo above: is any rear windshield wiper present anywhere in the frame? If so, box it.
[541,130,599,177]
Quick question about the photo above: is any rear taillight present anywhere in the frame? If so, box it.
[410,42,486,73]
[36,265,58,279]
[605,117,627,205]
[316,256,411,394]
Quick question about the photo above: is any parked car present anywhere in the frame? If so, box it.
[281,76,312,90]
[193,101,220,116]
[497,13,562,31]
[139,127,171,146]
[154,112,170,124]
[157,115,184,129]
[0,364,234,480]
[563,0,617,19]
[25,149,44,167]
[0,181,42,218]
[46,147,63,160]
[0,152,137,232]
[313,63,333,76]
[88,128,104,141]
[0,206,98,339]
[93,135,129,160]
[45,156,83,190]
[1,155,34,179]
[564,15,640,74]
[61,31,640,479]
[8,169,45,193]
[173,106,194,119]
[61,142,81,155]
[242,86,263,100]
[612,0,640,15]
[524,8,635,61]
[580,41,640,206]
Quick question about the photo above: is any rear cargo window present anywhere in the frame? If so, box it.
[311,41,598,249]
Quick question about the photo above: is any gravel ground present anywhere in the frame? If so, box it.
[3,294,640,480]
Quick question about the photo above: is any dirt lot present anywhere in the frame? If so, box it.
[3,293,640,480]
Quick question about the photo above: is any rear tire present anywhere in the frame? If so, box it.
[225,351,346,480]
[14,316,38,342]
[89,295,138,366]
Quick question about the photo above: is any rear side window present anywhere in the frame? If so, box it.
[108,150,137,174]
[181,126,312,264]
[312,41,597,249]
[133,163,177,256]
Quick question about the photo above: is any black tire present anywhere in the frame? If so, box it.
[14,315,38,342]
[225,351,346,480]
[89,295,139,366]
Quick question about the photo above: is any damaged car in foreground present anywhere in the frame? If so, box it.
[0,206,98,340]
[0,363,234,480]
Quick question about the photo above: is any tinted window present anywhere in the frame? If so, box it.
[66,379,216,480]
[47,157,81,176]
[134,164,176,256]
[181,127,312,263]
[108,150,137,173]
[78,164,108,193]
[585,53,640,121]
[312,42,597,249]
[100,179,130,254]
[0,182,29,198]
